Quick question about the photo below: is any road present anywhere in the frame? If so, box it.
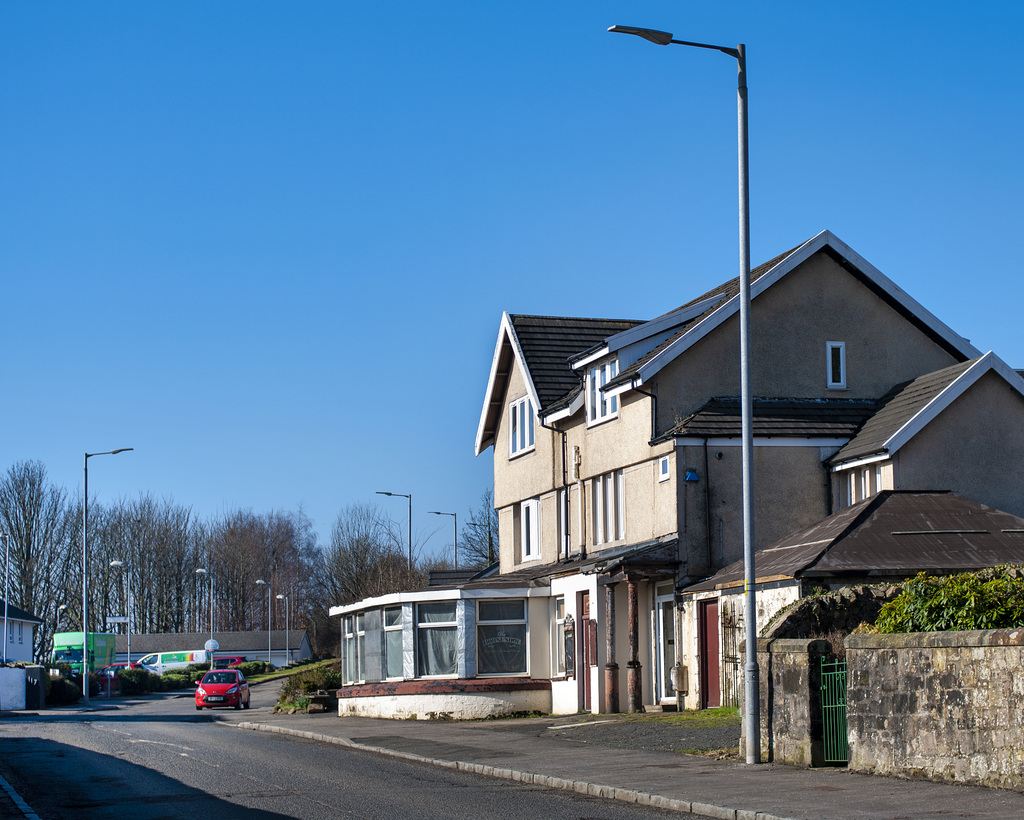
[0,682,689,819]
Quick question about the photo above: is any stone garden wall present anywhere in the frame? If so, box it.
[847,629,1024,790]
[741,637,831,767]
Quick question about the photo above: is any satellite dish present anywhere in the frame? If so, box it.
[205,639,220,653]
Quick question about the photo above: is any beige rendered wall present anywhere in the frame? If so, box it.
[895,372,1024,517]
[680,443,832,572]
[655,252,961,429]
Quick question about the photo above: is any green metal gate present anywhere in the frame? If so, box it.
[820,657,848,765]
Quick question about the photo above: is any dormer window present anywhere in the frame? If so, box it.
[509,396,535,457]
[587,359,619,425]
[826,342,846,389]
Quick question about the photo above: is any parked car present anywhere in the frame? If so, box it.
[98,662,142,677]
[211,655,247,669]
[195,669,250,710]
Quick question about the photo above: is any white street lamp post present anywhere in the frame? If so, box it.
[195,568,214,641]
[256,579,272,666]
[276,594,289,666]
[428,511,458,569]
[609,24,759,763]
[3,532,9,665]
[109,560,131,664]
[82,448,133,705]
[376,491,412,570]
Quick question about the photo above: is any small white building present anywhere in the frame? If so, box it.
[1,599,42,665]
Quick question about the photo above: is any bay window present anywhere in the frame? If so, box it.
[476,599,527,675]
[416,601,458,677]
[587,359,619,425]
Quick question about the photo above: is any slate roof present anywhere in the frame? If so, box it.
[662,397,877,440]
[829,359,977,465]
[683,491,1024,592]
[115,630,307,655]
[0,600,42,625]
[511,314,640,410]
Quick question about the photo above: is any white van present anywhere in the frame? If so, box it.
[137,650,208,674]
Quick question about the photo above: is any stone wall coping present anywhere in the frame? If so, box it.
[747,638,831,654]
[847,627,1024,650]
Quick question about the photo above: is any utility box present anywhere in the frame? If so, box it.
[24,665,45,710]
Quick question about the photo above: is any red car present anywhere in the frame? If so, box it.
[98,662,142,677]
[195,669,251,710]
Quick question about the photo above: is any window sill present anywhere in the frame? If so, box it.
[508,446,536,461]
[585,414,619,430]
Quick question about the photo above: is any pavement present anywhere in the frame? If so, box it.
[8,693,1024,820]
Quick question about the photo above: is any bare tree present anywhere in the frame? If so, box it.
[459,489,499,568]
[0,461,80,661]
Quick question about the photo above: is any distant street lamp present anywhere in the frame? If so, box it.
[109,560,131,664]
[466,520,496,565]
[2,532,9,664]
[82,447,133,705]
[428,511,458,569]
[56,604,68,635]
[377,491,412,570]
[276,594,289,667]
[256,579,272,666]
[608,23,759,764]
[195,568,214,641]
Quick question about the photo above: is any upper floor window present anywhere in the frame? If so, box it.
[521,498,540,561]
[593,469,625,545]
[587,360,619,425]
[826,342,846,389]
[509,396,535,457]
[658,456,670,483]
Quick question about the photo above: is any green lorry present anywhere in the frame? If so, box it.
[51,632,117,676]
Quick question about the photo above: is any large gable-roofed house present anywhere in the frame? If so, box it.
[331,229,1023,719]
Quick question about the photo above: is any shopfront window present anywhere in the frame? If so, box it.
[477,599,527,675]
[417,602,458,677]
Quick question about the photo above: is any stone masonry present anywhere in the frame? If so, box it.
[847,628,1024,790]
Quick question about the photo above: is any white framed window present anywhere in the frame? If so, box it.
[521,498,540,561]
[383,606,403,679]
[587,359,619,425]
[592,469,625,545]
[826,341,846,389]
[509,396,535,457]
[658,456,670,483]
[552,596,567,677]
[557,489,568,555]
[416,601,458,677]
[477,599,527,675]
[343,613,366,684]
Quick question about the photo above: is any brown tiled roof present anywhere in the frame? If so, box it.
[829,359,978,466]
[683,491,1024,592]
[663,397,876,440]
[511,315,640,410]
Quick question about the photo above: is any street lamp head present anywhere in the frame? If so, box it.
[110,560,125,568]
[256,579,267,586]
[110,448,133,455]
[376,491,393,497]
[276,594,286,600]
[58,604,67,612]
[608,25,673,45]
[196,567,207,576]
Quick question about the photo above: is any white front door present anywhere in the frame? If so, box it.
[653,584,675,703]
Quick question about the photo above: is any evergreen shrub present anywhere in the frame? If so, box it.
[875,566,1024,633]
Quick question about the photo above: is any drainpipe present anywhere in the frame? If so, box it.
[631,383,658,444]
[539,415,571,562]
[703,439,712,570]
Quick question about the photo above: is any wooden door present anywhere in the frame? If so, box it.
[698,599,721,709]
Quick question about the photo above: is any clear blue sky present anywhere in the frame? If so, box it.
[2,2,1021,560]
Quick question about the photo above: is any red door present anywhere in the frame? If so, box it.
[580,592,593,711]
[699,600,721,709]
